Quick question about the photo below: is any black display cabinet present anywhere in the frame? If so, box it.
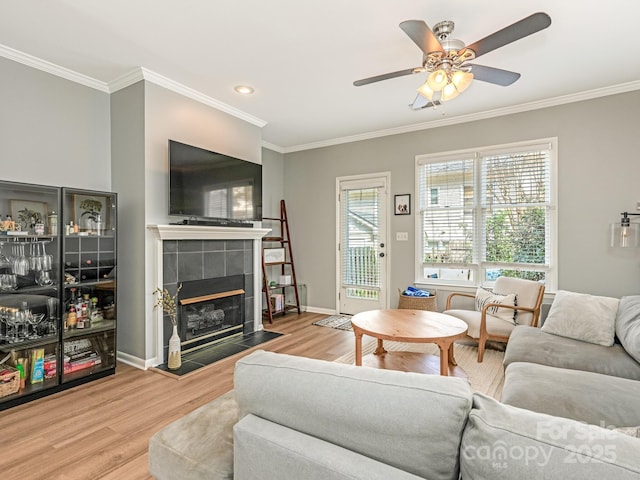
[0,181,117,410]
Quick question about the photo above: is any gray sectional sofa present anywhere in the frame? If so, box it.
[149,341,640,479]
[502,294,640,428]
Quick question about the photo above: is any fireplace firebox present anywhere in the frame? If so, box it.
[177,275,246,353]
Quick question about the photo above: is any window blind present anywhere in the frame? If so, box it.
[418,157,475,265]
[480,148,550,271]
[416,139,555,286]
[340,186,381,289]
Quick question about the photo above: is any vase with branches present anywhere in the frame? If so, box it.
[17,208,43,232]
[153,284,183,369]
[80,199,103,232]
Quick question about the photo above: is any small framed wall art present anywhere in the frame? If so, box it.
[264,247,286,264]
[394,194,411,215]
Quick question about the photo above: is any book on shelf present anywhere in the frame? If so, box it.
[63,352,102,374]
[270,293,285,312]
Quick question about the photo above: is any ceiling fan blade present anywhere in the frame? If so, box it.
[353,68,419,86]
[410,94,440,110]
[465,12,551,59]
[399,20,444,55]
[468,64,521,86]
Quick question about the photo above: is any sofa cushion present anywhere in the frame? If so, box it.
[541,290,619,346]
[461,394,640,479]
[475,287,517,324]
[444,308,515,338]
[234,414,424,480]
[615,295,640,363]
[504,326,640,380]
[502,362,640,428]
[234,350,473,480]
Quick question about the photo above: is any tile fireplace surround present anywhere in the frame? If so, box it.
[148,224,270,366]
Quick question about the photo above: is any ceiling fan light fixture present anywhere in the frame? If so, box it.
[417,82,435,100]
[451,70,473,93]
[427,69,448,91]
[441,82,460,101]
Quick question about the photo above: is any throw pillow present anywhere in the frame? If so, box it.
[541,290,619,346]
[615,295,640,364]
[474,288,517,324]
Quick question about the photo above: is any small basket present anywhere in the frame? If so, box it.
[0,364,20,398]
[397,288,436,311]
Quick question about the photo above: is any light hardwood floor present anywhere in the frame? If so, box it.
[0,312,354,480]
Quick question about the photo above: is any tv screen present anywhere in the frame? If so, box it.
[169,140,262,222]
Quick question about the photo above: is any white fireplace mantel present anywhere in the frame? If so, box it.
[148,224,271,241]
[147,224,271,366]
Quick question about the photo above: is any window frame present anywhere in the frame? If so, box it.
[414,138,558,291]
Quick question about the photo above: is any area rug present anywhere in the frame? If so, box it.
[312,314,353,331]
[333,340,504,399]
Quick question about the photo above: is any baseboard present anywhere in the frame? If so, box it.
[117,351,156,370]
[305,306,336,315]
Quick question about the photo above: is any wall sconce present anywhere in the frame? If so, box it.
[611,212,640,247]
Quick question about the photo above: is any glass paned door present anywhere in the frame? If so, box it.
[338,176,388,314]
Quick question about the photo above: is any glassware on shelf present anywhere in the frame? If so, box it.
[41,245,53,271]
[0,274,17,291]
[29,242,42,272]
[0,241,10,273]
[6,307,20,343]
[36,270,53,286]
[46,297,58,335]
[27,313,45,339]
[18,302,31,340]
[11,244,29,276]
[0,306,7,341]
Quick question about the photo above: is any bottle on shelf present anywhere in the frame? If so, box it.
[82,293,90,328]
[67,304,77,330]
[75,292,85,329]
[90,297,99,322]
[48,211,58,236]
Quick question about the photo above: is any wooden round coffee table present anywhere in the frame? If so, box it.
[351,309,469,377]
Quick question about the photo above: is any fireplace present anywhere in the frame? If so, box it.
[148,224,270,367]
[178,275,246,353]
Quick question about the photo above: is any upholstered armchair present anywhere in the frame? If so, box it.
[444,277,545,362]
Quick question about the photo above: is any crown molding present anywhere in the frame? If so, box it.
[107,68,145,92]
[109,67,268,129]
[261,141,285,154]
[2,41,639,153]
[0,43,267,129]
[280,80,640,153]
[0,43,110,92]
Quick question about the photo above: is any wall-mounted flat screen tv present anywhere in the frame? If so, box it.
[168,140,262,222]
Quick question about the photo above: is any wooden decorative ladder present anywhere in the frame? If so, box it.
[261,200,301,323]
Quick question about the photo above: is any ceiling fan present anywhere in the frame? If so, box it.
[353,12,551,110]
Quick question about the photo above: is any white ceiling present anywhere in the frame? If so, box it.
[2,1,640,152]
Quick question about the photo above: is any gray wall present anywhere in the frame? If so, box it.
[111,81,146,358]
[283,90,640,311]
[261,148,285,218]
[0,57,111,188]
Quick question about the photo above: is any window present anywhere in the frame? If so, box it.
[415,139,556,288]
[430,187,439,206]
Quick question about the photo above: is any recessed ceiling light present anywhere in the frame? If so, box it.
[234,85,255,95]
